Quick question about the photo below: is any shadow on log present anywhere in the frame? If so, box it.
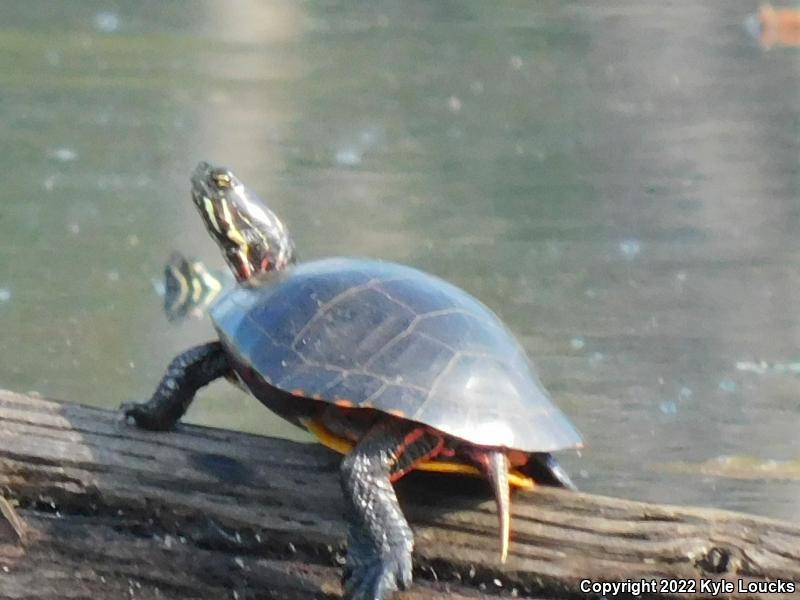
[0,389,798,599]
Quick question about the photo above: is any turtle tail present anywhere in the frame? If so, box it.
[489,451,511,562]
[478,450,511,563]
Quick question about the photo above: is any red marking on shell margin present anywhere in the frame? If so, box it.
[334,398,355,408]
[390,428,445,483]
[290,389,306,397]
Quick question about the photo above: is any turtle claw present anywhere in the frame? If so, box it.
[120,401,175,431]
[344,549,412,600]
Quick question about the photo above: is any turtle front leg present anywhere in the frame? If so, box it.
[340,421,444,600]
[122,341,231,430]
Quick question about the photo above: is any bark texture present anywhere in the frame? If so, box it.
[0,390,798,599]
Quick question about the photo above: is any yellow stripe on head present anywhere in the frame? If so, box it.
[202,196,222,234]
[219,197,249,249]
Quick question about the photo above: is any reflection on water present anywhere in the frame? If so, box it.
[665,454,800,481]
[0,1,798,520]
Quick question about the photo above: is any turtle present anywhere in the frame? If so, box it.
[122,161,583,600]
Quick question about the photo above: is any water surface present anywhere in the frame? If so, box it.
[0,1,798,520]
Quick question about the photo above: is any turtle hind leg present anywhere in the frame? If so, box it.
[340,421,444,600]
[121,341,231,430]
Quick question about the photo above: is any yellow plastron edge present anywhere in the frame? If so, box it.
[304,419,535,491]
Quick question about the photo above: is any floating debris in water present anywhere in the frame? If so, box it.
[335,147,361,167]
[718,377,738,393]
[736,359,800,375]
[49,147,78,162]
[618,239,641,259]
[447,95,462,113]
[570,336,586,350]
[679,386,693,400]
[509,55,524,70]
[662,455,800,480]
[0,288,11,303]
[737,360,769,375]
[746,4,800,49]
[93,11,121,33]
[658,401,678,416]
[94,173,152,191]
[334,125,385,167]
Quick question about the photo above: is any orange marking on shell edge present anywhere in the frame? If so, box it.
[290,389,306,397]
[312,394,323,400]
[334,398,355,408]
[508,450,529,468]
[388,409,406,418]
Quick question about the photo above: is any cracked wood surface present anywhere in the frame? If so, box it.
[0,389,798,599]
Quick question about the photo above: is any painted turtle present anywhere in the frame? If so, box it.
[123,162,583,600]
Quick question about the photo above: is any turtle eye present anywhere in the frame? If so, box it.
[212,172,233,189]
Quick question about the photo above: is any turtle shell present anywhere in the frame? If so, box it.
[211,258,582,453]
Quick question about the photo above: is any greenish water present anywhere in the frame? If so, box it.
[1,1,798,520]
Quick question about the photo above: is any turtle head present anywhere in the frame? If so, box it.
[191,161,296,282]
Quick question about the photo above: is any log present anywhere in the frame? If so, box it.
[0,389,798,600]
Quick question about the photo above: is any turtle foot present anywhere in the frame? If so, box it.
[120,401,177,431]
[121,342,230,431]
[343,545,413,600]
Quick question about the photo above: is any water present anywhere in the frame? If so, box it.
[0,1,798,521]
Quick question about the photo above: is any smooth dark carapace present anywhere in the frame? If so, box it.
[123,162,583,600]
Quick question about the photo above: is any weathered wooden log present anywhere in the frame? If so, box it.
[0,389,798,599]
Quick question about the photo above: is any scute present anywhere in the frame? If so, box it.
[365,332,455,389]
[211,257,582,452]
[294,287,416,369]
